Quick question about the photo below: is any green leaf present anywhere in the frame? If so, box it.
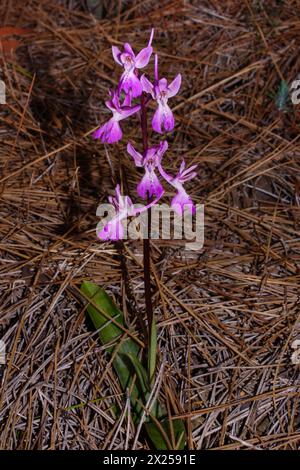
[80,281,186,449]
[124,352,149,396]
[80,280,128,340]
[80,281,141,414]
[145,418,186,450]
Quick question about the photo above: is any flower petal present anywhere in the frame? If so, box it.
[140,74,154,96]
[162,103,175,132]
[112,46,122,65]
[122,92,132,107]
[93,124,105,140]
[152,103,175,133]
[137,170,163,199]
[124,42,135,57]
[115,184,122,203]
[135,46,153,68]
[179,160,186,174]
[148,28,154,47]
[107,121,122,143]
[118,104,141,120]
[119,70,143,98]
[158,140,168,156]
[110,90,120,109]
[98,217,124,241]
[152,105,164,134]
[158,77,168,91]
[171,188,195,216]
[179,162,198,182]
[181,169,197,182]
[127,142,143,167]
[93,119,122,144]
[167,73,181,98]
[130,74,143,98]
[105,100,114,112]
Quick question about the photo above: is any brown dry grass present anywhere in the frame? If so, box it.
[0,0,300,450]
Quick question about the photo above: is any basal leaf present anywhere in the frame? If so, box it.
[80,281,186,449]
[80,281,141,411]
[145,418,186,450]
[124,352,149,396]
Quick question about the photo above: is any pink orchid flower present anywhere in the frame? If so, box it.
[127,140,168,199]
[93,90,140,144]
[141,54,181,134]
[98,184,164,241]
[158,159,197,215]
[98,185,135,241]
[112,29,154,99]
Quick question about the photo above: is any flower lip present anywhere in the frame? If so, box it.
[171,188,195,216]
[126,141,168,200]
[137,169,163,199]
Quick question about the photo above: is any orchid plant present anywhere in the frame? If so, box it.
[85,30,197,449]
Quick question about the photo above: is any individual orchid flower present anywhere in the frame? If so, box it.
[127,140,168,199]
[140,54,181,134]
[98,184,135,241]
[112,29,154,99]
[158,159,197,215]
[93,90,140,144]
[98,184,164,241]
